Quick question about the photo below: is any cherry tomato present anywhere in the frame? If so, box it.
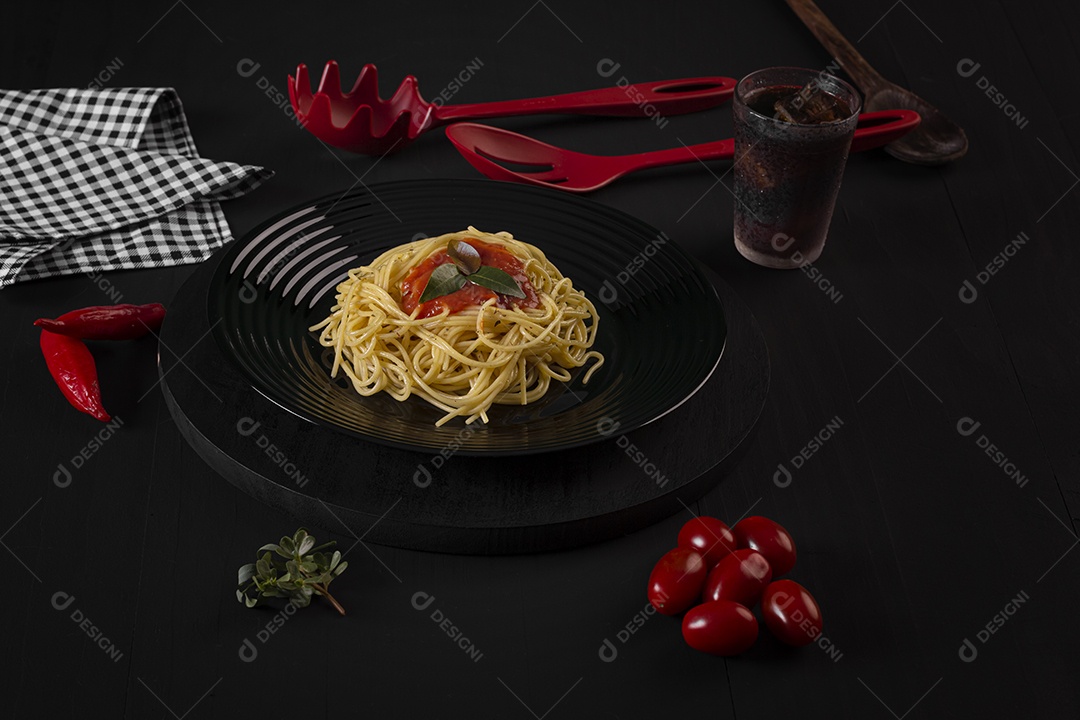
[681,600,758,656]
[732,516,797,576]
[702,548,772,606]
[647,548,707,616]
[761,580,822,647]
[677,516,737,568]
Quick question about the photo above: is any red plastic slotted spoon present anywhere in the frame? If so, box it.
[287,61,737,156]
[445,109,921,193]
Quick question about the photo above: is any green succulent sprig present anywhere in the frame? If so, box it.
[236,528,348,616]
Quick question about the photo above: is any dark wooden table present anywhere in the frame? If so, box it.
[5,1,1077,717]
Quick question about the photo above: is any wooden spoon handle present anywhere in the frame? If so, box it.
[784,0,888,93]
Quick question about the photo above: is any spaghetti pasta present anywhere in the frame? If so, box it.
[310,228,604,426]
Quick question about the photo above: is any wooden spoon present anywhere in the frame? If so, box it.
[785,0,968,165]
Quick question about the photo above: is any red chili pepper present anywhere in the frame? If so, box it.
[34,303,166,341]
[39,330,111,422]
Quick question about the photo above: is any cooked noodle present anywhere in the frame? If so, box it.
[310,227,604,426]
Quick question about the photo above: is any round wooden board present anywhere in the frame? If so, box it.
[161,251,768,554]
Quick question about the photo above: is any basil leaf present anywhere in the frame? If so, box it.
[418,263,467,304]
[469,265,526,298]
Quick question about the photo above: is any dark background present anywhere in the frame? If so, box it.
[4,0,1078,717]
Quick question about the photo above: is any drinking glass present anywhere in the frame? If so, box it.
[732,67,861,268]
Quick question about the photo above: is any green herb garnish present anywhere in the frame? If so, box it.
[470,265,526,297]
[418,263,467,303]
[236,528,348,616]
[417,240,526,304]
[416,237,527,302]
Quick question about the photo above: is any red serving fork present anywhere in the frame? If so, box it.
[288,61,737,156]
[445,109,921,193]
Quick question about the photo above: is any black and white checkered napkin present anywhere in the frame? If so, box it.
[0,87,272,288]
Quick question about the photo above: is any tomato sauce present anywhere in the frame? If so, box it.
[400,238,540,319]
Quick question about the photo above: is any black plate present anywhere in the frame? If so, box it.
[209,179,725,455]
